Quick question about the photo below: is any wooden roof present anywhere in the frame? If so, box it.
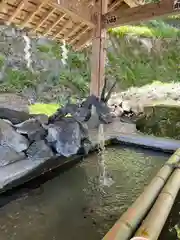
[0,0,179,50]
[0,0,143,50]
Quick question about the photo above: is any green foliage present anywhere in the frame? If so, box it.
[109,20,180,38]
[105,20,180,90]
[0,55,5,69]
[107,34,180,89]
[37,42,63,59]
[2,68,37,92]
[1,19,180,101]
[168,14,180,20]
[37,45,50,53]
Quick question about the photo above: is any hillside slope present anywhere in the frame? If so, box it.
[0,20,179,104]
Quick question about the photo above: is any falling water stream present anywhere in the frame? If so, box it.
[97,124,114,188]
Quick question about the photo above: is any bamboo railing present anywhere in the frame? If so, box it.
[103,148,180,240]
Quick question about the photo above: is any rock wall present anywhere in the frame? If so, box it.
[0,24,74,103]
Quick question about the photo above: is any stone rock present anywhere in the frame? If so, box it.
[86,106,100,129]
[0,108,31,124]
[114,106,124,117]
[46,118,82,157]
[79,122,89,140]
[14,119,47,141]
[0,93,29,112]
[130,102,144,115]
[121,101,131,112]
[108,96,122,107]
[72,107,91,122]
[27,140,54,160]
[48,94,113,128]
[2,119,13,125]
[136,102,180,139]
[110,112,118,118]
[32,114,49,124]
[0,145,26,167]
[109,105,116,112]
[0,119,29,152]
[81,95,113,124]
[78,139,92,155]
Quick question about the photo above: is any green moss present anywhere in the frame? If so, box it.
[136,102,180,139]
[29,103,59,116]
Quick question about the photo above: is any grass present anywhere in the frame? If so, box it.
[29,103,59,116]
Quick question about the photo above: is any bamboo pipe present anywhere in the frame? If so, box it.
[134,167,180,240]
[102,148,180,240]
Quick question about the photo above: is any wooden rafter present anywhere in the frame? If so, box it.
[32,8,56,33]
[21,0,49,28]
[8,0,28,24]
[75,30,93,51]
[52,19,72,40]
[3,0,180,51]
[104,0,180,29]
[69,26,89,45]
[124,0,139,7]
[51,0,95,28]
[64,24,82,41]
[0,0,7,9]
[108,0,122,11]
[44,13,66,36]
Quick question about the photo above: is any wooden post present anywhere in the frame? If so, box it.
[90,0,108,98]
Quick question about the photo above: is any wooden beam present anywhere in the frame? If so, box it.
[21,0,49,28]
[44,13,66,36]
[123,0,138,8]
[104,0,180,29]
[8,0,27,24]
[32,8,55,33]
[74,30,93,50]
[52,19,72,40]
[69,26,89,45]
[50,0,95,28]
[64,24,82,41]
[108,0,122,11]
[90,0,108,97]
[0,0,7,9]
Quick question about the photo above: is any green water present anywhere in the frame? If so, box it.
[0,147,172,240]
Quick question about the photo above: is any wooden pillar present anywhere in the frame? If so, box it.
[90,0,108,98]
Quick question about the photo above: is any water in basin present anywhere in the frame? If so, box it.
[0,146,173,240]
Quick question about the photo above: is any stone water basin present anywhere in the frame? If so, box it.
[0,146,174,240]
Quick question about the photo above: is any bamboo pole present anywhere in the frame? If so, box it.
[134,167,180,240]
[102,148,180,240]
[90,0,108,97]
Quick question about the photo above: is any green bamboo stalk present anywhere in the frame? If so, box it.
[102,148,180,240]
